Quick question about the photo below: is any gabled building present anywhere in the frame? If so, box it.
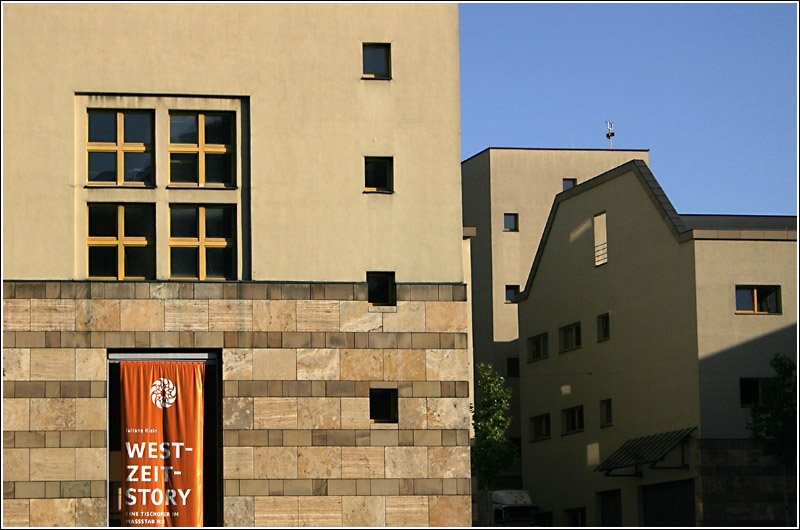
[3,4,472,527]
[517,160,796,526]
[461,147,649,483]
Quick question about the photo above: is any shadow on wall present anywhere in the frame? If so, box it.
[697,324,797,526]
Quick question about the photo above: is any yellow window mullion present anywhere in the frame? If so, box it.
[199,206,207,280]
[117,205,125,279]
[116,112,125,185]
[198,114,206,186]
[752,288,759,314]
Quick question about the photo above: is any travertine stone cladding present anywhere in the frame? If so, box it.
[3,281,471,527]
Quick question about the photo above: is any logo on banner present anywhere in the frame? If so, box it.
[150,378,177,409]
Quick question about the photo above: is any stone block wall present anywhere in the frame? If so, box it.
[698,438,796,526]
[2,281,472,527]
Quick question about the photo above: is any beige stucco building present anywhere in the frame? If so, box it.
[3,4,472,526]
[517,160,796,525]
[461,148,649,481]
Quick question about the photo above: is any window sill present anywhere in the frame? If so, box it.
[167,184,238,190]
[529,436,551,443]
[363,189,394,195]
[527,356,548,364]
[361,75,392,81]
[560,429,584,437]
[600,423,613,429]
[370,422,398,430]
[597,337,610,343]
[85,184,155,189]
[368,304,397,313]
[503,229,519,233]
[559,347,582,354]
[734,311,782,316]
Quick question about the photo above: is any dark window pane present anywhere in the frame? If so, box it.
[124,246,154,279]
[205,153,233,185]
[563,178,577,191]
[505,285,519,303]
[170,113,198,144]
[124,112,153,143]
[89,246,117,277]
[736,287,754,311]
[123,205,154,239]
[369,388,398,423]
[170,153,198,183]
[88,205,117,237]
[170,207,199,238]
[170,247,199,278]
[205,207,234,239]
[205,113,233,145]
[575,324,582,347]
[124,152,153,184]
[507,357,520,378]
[206,247,235,280]
[504,213,518,231]
[88,111,116,142]
[363,44,390,78]
[365,157,392,190]
[367,272,396,305]
[88,152,117,182]
[757,287,779,313]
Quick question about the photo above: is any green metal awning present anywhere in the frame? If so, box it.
[595,427,697,476]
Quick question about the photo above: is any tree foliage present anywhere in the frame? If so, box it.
[471,362,515,490]
[747,353,797,468]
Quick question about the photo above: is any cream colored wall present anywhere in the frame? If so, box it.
[3,4,463,283]
[518,169,699,525]
[488,149,650,343]
[694,238,797,439]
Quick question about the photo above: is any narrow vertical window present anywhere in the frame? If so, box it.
[563,178,577,190]
[87,110,154,186]
[88,204,155,279]
[594,212,607,266]
[364,157,393,192]
[600,399,613,427]
[597,313,611,341]
[529,414,551,442]
[505,285,520,303]
[362,43,391,79]
[506,357,520,378]
[504,213,519,232]
[367,271,396,306]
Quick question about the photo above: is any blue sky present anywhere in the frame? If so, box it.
[459,3,798,215]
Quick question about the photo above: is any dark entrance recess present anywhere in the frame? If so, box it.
[107,351,222,527]
[598,488,622,526]
[640,479,695,527]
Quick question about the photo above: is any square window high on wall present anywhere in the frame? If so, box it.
[363,43,391,79]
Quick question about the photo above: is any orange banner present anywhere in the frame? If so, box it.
[121,361,205,527]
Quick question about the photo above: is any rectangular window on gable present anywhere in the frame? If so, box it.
[365,157,393,192]
[594,212,608,266]
[527,333,548,362]
[559,322,581,352]
[600,399,613,427]
[530,413,551,442]
[363,43,391,79]
[735,286,781,314]
[169,111,236,187]
[561,405,584,435]
[505,285,520,304]
[504,213,519,232]
[597,313,611,341]
[169,205,236,280]
[563,178,577,190]
[88,203,155,280]
[740,378,769,407]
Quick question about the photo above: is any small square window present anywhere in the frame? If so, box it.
[367,271,396,306]
[507,357,520,378]
[563,178,577,191]
[735,286,781,314]
[600,399,613,427]
[559,322,581,352]
[505,285,519,304]
[740,378,769,407]
[527,333,548,362]
[88,203,154,280]
[561,405,584,435]
[529,413,551,442]
[504,213,519,232]
[363,43,391,79]
[597,313,610,342]
[365,157,393,192]
[370,388,398,423]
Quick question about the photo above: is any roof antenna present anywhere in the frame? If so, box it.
[605,121,614,149]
